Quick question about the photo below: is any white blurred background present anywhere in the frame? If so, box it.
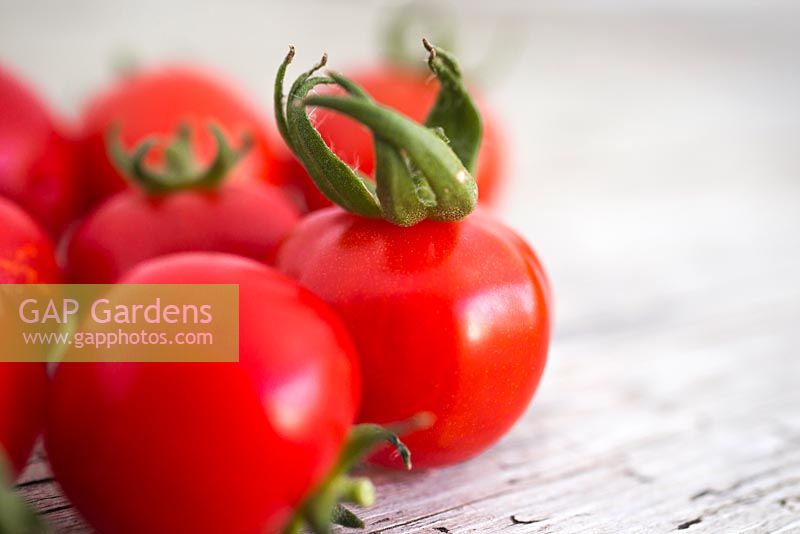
[1,0,798,338]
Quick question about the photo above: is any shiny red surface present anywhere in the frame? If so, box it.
[277,208,550,468]
[46,253,360,534]
[66,181,299,283]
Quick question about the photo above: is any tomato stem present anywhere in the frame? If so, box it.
[422,38,482,175]
[274,41,481,226]
[282,423,413,534]
[106,123,253,194]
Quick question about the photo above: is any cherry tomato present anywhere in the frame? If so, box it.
[79,66,283,207]
[66,180,299,283]
[274,65,505,212]
[46,253,360,534]
[0,365,48,477]
[67,122,300,283]
[0,65,80,238]
[0,197,58,476]
[0,196,60,284]
[276,208,550,468]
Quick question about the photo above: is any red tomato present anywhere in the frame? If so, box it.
[0,196,60,284]
[276,208,550,468]
[79,66,283,207]
[0,365,48,477]
[0,65,79,238]
[273,65,505,212]
[66,180,299,283]
[0,197,57,476]
[45,253,360,534]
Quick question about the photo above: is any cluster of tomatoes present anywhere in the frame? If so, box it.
[0,39,551,534]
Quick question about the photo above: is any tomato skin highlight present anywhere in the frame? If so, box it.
[79,66,282,207]
[0,197,58,476]
[66,180,299,283]
[45,253,360,534]
[274,65,504,212]
[276,208,550,468]
[0,65,80,238]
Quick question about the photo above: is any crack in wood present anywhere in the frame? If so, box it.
[41,504,76,516]
[689,464,799,501]
[510,514,546,525]
[676,517,702,530]
[690,489,713,500]
[674,474,800,533]
[14,477,55,489]
[366,456,624,531]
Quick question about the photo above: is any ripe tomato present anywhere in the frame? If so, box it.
[0,197,58,476]
[276,208,550,468]
[0,65,79,238]
[66,125,300,283]
[66,180,299,283]
[46,253,360,534]
[0,365,48,477]
[0,196,60,284]
[274,65,505,212]
[79,65,282,207]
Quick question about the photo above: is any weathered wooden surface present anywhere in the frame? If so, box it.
[4,1,800,532]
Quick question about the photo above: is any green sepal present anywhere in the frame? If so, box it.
[423,38,482,174]
[282,423,412,534]
[274,47,382,217]
[331,504,364,529]
[107,122,253,194]
[304,88,477,224]
[374,138,429,225]
[274,43,479,226]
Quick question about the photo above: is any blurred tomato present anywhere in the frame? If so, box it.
[0,196,60,284]
[67,181,299,283]
[79,66,283,207]
[0,65,79,238]
[0,364,48,477]
[0,197,57,477]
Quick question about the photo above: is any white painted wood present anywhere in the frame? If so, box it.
[5,1,800,532]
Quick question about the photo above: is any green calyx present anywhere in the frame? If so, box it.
[274,41,481,226]
[282,423,414,534]
[0,453,52,534]
[107,123,253,194]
